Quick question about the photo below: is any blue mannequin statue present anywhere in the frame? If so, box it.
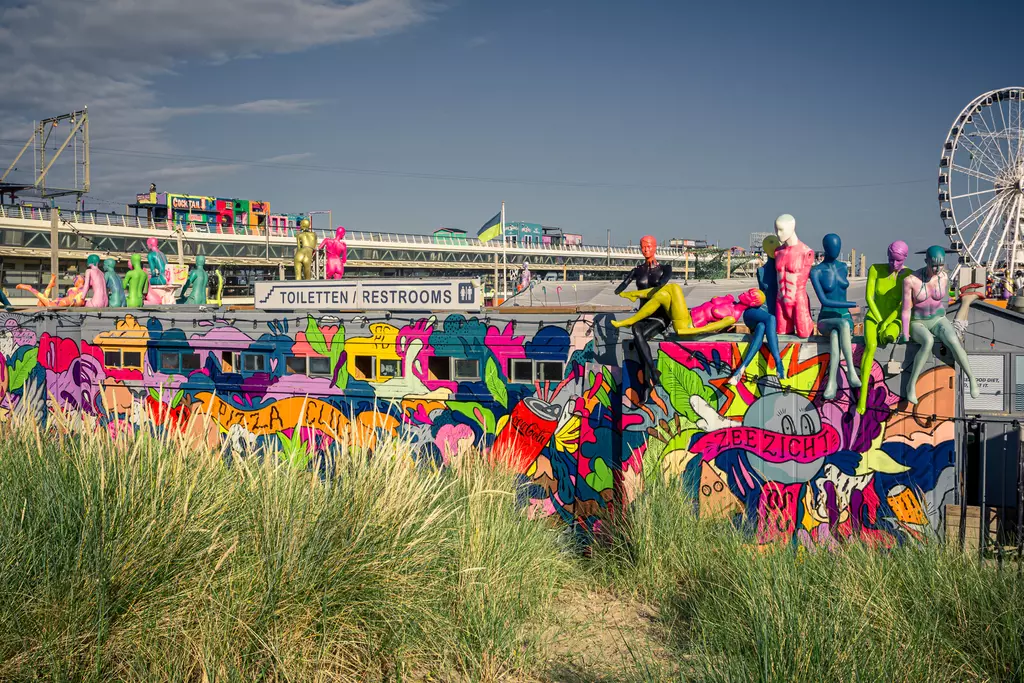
[104,258,126,307]
[177,255,209,305]
[810,233,861,399]
[729,235,785,385]
[146,237,168,286]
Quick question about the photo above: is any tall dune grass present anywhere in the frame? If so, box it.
[2,407,1023,682]
[590,476,1024,683]
[0,412,573,681]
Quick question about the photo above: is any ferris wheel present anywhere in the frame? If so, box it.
[940,87,1024,276]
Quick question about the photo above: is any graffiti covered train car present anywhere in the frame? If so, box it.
[0,306,958,547]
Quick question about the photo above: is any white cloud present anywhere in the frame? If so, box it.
[94,153,317,186]
[0,0,437,194]
[150,99,323,120]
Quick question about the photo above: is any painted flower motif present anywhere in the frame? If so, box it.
[39,333,80,374]
[815,358,898,453]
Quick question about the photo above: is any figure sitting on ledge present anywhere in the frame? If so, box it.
[17,274,87,307]
[613,283,754,336]
[901,245,978,404]
[611,235,673,401]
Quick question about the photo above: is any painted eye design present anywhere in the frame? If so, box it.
[781,415,796,435]
[801,414,815,434]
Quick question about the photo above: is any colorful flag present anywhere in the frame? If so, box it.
[477,211,502,243]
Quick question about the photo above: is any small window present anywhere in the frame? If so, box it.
[104,350,120,367]
[309,357,331,377]
[181,353,200,371]
[285,356,307,375]
[221,351,235,372]
[428,356,452,381]
[510,359,534,383]
[538,361,564,382]
[379,358,402,378]
[160,352,179,372]
[243,353,265,373]
[454,358,479,380]
[122,351,142,369]
[354,355,375,380]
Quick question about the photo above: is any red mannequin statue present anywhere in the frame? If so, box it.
[772,214,815,338]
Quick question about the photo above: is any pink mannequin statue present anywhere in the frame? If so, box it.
[323,226,348,280]
[689,288,766,328]
[772,214,816,338]
[80,254,109,308]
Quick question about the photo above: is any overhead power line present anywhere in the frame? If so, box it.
[0,138,932,193]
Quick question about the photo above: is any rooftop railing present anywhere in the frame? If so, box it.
[0,204,721,258]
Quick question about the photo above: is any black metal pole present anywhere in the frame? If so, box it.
[1017,421,1024,575]
[959,420,973,553]
[979,421,988,564]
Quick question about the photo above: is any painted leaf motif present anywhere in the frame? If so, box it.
[658,351,716,422]
[330,326,348,390]
[448,401,496,435]
[484,357,508,409]
[8,348,37,392]
[305,315,329,357]
[585,457,614,492]
[602,366,617,391]
[170,389,184,408]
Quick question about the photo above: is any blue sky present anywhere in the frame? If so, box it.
[2,0,1023,261]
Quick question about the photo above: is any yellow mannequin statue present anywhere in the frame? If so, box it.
[293,218,318,280]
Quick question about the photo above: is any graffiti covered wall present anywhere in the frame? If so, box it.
[0,309,957,546]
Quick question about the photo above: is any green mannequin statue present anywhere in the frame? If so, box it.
[293,218,317,280]
[123,253,149,307]
[856,240,911,414]
[103,258,126,307]
[178,255,209,304]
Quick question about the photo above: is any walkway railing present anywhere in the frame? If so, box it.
[0,203,732,259]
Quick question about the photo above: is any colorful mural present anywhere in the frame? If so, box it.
[0,308,956,547]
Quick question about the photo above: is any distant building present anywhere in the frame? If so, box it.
[541,225,583,247]
[127,187,272,234]
[433,227,469,245]
[504,221,544,246]
[669,238,709,249]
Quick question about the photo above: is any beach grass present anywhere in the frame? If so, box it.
[0,414,1022,682]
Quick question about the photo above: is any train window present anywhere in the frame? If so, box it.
[454,358,479,380]
[104,350,120,367]
[378,358,402,378]
[242,353,265,373]
[428,356,452,381]
[221,351,235,372]
[122,351,142,369]
[285,356,306,374]
[181,353,200,371]
[160,352,179,372]
[354,355,375,380]
[510,359,533,382]
[309,357,331,377]
[538,361,564,382]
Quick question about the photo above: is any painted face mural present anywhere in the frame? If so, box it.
[0,301,956,547]
[623,338,954,547]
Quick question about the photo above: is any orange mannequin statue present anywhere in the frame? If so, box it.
[17,274,87,307]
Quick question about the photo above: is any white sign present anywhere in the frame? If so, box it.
[254,278,481,312]
[963,354,1004,412]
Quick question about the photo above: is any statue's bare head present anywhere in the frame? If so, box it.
[774,214,796,244]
